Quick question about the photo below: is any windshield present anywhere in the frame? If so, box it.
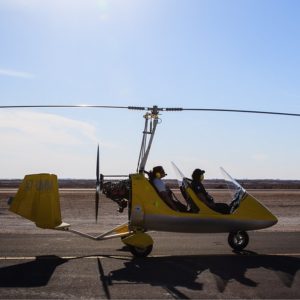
[171,161,191,190]
[171,162,246,203]
[220,167,246,202]
[171,161,185,183]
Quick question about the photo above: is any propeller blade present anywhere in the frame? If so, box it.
[95,144,100,223]
[95,190,99,223]
[96,144,100,186]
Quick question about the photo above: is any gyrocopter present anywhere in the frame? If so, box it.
[3,104,300,257]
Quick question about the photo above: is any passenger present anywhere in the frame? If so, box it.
[150,166,186,211]
[191,168,230,214]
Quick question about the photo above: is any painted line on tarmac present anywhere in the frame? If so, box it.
[1,253,300,260]
[0,255,130,260]
[152,253,300,257]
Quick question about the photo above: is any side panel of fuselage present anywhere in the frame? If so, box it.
[129,174,277,233]
[143,213,275,233]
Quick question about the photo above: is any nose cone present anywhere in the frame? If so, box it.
[263,213,278,228]
[255,205,278,230]
[237,193,278,230]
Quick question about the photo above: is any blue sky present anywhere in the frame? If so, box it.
[0,0,299,179]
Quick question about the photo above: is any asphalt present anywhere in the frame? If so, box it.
[0,231,299,299]
[0,189,299,299]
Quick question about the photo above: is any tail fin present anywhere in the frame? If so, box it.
[9,174,63,229]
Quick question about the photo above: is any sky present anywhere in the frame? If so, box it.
[0,0,299,180]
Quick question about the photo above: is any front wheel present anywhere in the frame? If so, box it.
[228,231,249,251]
[128,244,153,258]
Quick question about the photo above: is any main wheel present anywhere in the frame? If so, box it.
[228,231,249,251]
[128,244,153,258]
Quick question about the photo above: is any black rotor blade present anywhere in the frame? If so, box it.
[0,104,130,109]
[1,104,299,117]
[180,108,300,117]
[0,104,148,111]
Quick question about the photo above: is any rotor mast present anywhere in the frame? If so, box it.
[137,105,160,173]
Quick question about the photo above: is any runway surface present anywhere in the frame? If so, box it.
[0,189,299,299]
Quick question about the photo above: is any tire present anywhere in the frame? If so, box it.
[128,244,153,258]
[228,231,249,251]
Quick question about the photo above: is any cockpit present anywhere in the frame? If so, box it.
[172,163,246,214]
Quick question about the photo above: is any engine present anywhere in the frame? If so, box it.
[102,179,130,212]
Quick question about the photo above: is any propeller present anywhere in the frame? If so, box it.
[95,144,100,223]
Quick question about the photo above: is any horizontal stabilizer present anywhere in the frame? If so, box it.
[55,222,70,230]
[9,174,62,229]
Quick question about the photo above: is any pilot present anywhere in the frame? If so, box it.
[191,168,230,214]
[150,166,184,211]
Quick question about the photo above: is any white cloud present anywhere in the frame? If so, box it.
[0,110,97,144]
[0,110,99,178]
[0,68,34,79]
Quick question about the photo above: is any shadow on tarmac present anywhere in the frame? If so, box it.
[0,252,299,299]
[108,252,300,298]
[0,255,67,287]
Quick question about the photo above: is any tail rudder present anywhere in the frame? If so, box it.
[9,173,63,229]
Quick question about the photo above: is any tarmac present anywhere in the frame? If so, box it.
[0,189,299,299]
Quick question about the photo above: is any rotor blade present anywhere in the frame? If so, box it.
[0,104,133,109]
[1,104,299,117]
[0,104,162,113]
[180,108,300,117]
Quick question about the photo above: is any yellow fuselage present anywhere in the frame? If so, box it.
[129,174,278,233]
